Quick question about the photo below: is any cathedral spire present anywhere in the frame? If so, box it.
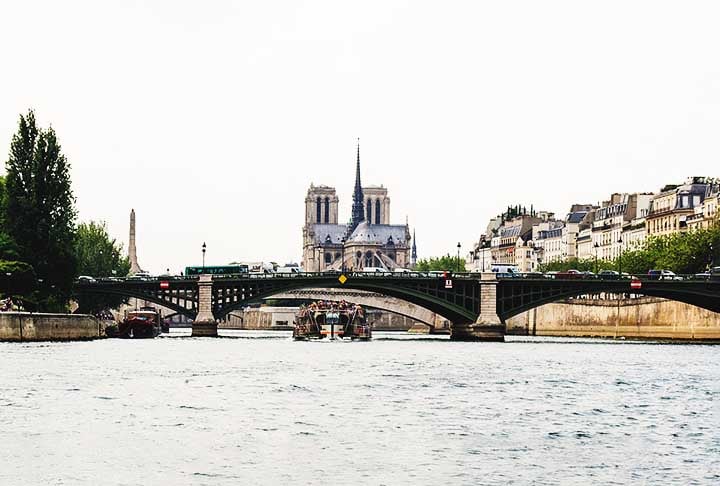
[348,138,365,235]
[411,229,418,267]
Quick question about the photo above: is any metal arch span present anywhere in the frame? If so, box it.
[75,280,199,319]
[211,275,480,324]
[496,278,720,320]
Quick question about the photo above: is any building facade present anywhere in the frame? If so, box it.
[302,146,412,272]
[646,177,718,237]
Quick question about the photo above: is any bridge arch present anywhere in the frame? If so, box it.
[211,277,479,324]
[265,288,450,328]
[75,285,198,320]
[497,279,720,321]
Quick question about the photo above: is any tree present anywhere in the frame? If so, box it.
[0,176,20,261]
[415,254,466,272]
[74,221,130,313]
[5,110,77,311]
[76,221,130,278]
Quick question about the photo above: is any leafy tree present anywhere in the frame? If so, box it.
[0,260,36,294]
[415,254,465,272]
[74,221,130,313]
[76,221,130,277]
[5,110,77,311]
[0,176,20,261]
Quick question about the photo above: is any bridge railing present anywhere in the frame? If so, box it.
[76,271,716,285]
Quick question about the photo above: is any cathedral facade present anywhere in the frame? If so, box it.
[302,146,416,272]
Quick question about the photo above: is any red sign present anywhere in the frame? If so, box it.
[160,281,170,289]
[630,279,642,290]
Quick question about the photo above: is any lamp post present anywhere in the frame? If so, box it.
[202,242,206,271]
[617,237,623,276]
[593,242,599,274]
[710,242,715,269]
[341,237,346,273]
[456,242,461,273]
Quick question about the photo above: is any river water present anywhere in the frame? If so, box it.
[1,331,718,485]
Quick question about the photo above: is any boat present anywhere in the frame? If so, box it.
[293,301,371,340]
[117,307,162,338]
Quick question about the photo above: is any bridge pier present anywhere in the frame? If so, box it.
[192,275,217,337]
[451,272,505,342]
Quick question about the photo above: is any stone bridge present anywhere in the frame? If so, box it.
[268,288,449,329]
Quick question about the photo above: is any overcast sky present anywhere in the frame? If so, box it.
[1,1,719,273]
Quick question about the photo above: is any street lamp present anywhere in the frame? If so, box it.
[617,237,623,276]
[202,242,207,271]
[593,242,599,274]
[341,237,346,273]
[456,242,461,273]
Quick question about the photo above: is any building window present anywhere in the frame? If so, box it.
[364,251,374,268]
[324,253,332,264]
[375,199,381,224]
[316,197,322,223]
[324,197,330,223]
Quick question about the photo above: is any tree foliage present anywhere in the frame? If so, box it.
[74,221,130,313]
[415,254,466,272]
[537,223,720,275]
[0,260,36,294]
[76,221,130,277]
[4,110,77,311]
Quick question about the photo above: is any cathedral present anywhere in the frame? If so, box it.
[302,145,417,272]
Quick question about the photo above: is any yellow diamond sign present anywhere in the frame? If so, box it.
[338,274,348,284]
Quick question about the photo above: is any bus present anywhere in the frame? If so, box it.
[184,265,249,276]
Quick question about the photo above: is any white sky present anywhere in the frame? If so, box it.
[1,1,719,274]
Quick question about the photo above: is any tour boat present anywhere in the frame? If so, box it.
[117,307,162,338]
[293,301,371,340]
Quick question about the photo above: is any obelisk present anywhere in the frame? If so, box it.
[128,209,143,275]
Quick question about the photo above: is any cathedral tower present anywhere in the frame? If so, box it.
[304,185,339,225]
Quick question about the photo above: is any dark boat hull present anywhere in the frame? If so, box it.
[117,321,161,339]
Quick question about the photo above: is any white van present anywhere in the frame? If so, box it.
[276,266,303,275]
[490,264,520,276]
[361,267,387,273]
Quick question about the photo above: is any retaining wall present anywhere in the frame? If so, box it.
[0,312,103,341]
[506,297,720,341]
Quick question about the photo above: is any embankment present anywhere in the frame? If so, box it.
[506,297,720,341]
[0,312,104,342]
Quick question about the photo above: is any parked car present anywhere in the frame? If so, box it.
[598,270,620,279]
[581,271,597,279]
[522,272,544,279]
[556,269,583,279]
[647,269,682,280]
[127,271,153,281]
[76,275,96,283]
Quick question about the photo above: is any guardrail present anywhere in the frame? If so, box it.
[76,271,719,284]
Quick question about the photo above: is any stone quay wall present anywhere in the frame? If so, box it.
[0,312,103,342]
[506,297,720,341]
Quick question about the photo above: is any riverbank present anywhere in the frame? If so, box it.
[0,312,105,341]
[507,297,720,342]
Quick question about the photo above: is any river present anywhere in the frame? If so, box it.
[1,331,718,485]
